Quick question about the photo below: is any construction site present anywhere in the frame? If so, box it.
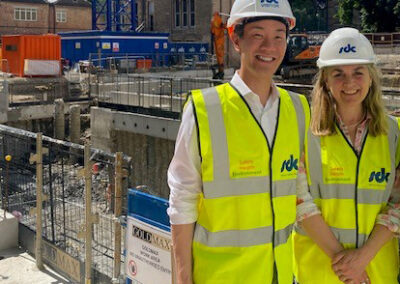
[0,0,399,283]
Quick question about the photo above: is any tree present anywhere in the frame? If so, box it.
[337,0,354,26]
[337,0,400,32]
[291,0,328,31]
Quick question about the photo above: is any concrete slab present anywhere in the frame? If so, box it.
[0,210,18,250]
[0,247,72,284]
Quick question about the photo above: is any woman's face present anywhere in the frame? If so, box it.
[325,64,372,110]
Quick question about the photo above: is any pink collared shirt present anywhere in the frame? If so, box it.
[297,113,400,236]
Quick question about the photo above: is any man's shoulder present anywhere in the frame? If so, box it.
[191,82,232,99]
[276,86,308,102]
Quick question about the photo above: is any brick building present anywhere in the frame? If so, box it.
[0,0,92,36]
[134,0,351,68]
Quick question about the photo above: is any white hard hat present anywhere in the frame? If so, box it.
[317,27,376,68]
[227,0,296,30]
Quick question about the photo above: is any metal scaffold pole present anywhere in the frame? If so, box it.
[84,143,94,284]
[113,152,123,282]
[34,133,44,270]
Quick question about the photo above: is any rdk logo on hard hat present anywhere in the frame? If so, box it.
[260,0,279,8]
[339,43,357,54]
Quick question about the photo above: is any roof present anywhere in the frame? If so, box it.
[4,0,91,7]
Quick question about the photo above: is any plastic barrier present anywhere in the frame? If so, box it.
[126,189,174,284]
[136,59,152,70]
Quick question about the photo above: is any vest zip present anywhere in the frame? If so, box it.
[230,83,281,278]
[336,123,368,248]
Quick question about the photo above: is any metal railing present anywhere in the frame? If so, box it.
[364,32,400,46]
[90,73,223,116]
[0,125,131,283]
[86,52,212,74]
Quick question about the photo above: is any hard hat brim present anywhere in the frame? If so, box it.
[317,58,376,68]
[227,11,295,30]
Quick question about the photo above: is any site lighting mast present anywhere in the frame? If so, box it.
[46,0,60,34]
[91,0,138,31]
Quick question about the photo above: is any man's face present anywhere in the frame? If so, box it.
[231,19,287,78]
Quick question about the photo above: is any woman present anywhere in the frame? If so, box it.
[293,27,400,284]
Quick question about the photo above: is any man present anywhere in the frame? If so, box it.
[167,0,314,283]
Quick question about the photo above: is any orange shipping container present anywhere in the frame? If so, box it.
[1,34,61,77]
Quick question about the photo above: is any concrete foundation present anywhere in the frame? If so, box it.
[0,210,18,250]
[54,99,65,140]
[91,107,179,198]
[69,105,81,144]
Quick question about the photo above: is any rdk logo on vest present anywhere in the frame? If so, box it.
[369,168,390,183]
[339,44,356,54]
[281,155,298,173]
[260,0,279,8]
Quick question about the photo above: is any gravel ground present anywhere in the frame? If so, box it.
[0,247,72,284]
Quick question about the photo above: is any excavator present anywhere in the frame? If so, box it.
[278,33,321,80]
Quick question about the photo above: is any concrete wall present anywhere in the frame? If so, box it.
[91,107,180,198]
[0,210,18,250]
[115,131,175,199]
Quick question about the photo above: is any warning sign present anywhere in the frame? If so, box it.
[126,216,173,284]
[112,42,120,52]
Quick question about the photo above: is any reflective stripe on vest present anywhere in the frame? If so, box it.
[306,115,398,246]
[294,115,400,284]
[191,83,309,284]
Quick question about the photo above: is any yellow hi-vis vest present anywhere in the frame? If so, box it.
[190,83,310,284]
[294,116,400,284]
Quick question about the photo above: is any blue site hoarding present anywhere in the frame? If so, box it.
[126,189,173,283]
[59,31,209,67]
[127,189,170,232]
[59,31,169,66]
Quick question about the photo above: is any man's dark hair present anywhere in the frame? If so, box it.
[234,16,289,38]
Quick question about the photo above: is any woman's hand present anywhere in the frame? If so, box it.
[332,249,371,283]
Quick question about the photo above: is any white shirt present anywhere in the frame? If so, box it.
[167,72,281,224]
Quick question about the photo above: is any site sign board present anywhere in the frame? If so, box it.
[125,216,173,284]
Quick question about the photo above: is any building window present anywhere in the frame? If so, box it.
[175,0,194,28]
[175,0,180,27]
[56,10,67,23]
[182,0,188,26]
[14,7,37,21]
[190,0,195,26]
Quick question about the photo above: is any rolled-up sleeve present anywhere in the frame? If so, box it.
[376,168,400,237]
[296,153,321,222]
[167,102,202,225]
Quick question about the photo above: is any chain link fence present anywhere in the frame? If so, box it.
[0,124,131,283]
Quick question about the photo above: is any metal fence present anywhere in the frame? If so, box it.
[364,32,400,46]
[0,56,89,108]
[90,73,223,116]
[7,79,90,107]
[0,125,131,283]
[86,52,212,72]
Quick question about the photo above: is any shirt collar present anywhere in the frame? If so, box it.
[335,109,372,129]
[230,71,280,101]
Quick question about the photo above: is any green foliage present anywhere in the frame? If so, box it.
[337,0,400,32]
[291,0,327,31]
[337,0,354,25]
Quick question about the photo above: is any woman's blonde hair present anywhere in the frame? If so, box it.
[310,64,387,136]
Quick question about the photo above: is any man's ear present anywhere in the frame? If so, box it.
[229,32,241,53]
